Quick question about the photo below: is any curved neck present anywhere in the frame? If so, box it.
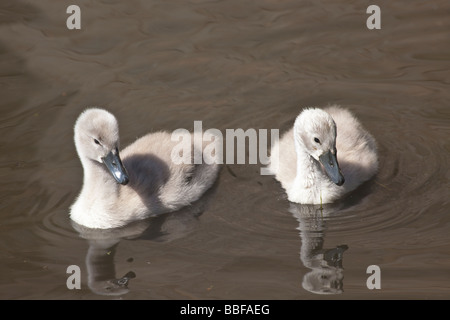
[294,140,318,188]
[80,157,120,198]
[291,137,322,203]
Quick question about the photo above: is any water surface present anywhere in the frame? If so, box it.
[0,0,449,299]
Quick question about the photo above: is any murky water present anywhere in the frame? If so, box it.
[1,0,449,299]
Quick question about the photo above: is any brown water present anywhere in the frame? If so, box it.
[1,0,449,299]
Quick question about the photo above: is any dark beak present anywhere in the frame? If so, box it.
[102,148,129,185]
[319,150,345,186]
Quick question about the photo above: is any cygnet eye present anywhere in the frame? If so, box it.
[314,137,321,144]
[94,138,101,145]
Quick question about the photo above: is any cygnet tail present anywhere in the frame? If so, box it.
[180,136,221,202]
[161,134,221,210]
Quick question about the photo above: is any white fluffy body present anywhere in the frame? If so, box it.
[70,108,220,229]
[268,106,378,204]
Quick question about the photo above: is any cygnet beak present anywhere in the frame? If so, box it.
[319,150,345,186]
[101,148,129,185]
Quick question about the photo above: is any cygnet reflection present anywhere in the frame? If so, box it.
[71,186,215,296]
[289,178,375,294]
[290,203,348,295]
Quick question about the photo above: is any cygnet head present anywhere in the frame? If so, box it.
[74,108,129,185]
[294,108,345,186]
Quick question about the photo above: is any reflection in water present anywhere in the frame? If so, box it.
[71,188,214,296]
[290,204,348,295]
[85,239,137,296]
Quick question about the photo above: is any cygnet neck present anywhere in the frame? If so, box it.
[80,156,121,197]
[291,133,322,203]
